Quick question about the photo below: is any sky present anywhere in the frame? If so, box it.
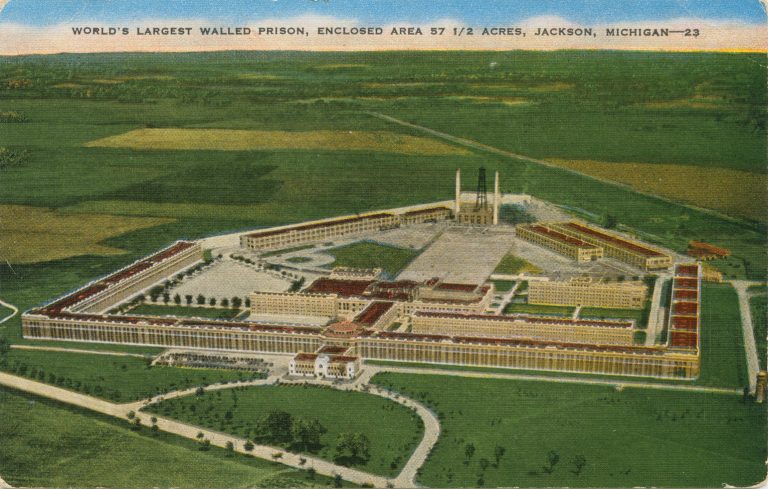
[0,0,765,54]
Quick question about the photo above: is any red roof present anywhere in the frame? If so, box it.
[675,264,700,277]
[526,225,597,249]
[672,316,698,330]
[403,206,451,217]
[294,353,318,362]
[414,311,632,329]
[674,278,698,289]
[306,278,374,297]
[673,289,698,300]
[562,222,663,257]
[435,282,479,292]
[673,302,698,315]
[353,301,395,326]
[317,345,350,354]
[688,241,729,257]
[670,331,698,348]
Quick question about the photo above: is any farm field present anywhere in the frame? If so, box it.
[0,205,173,263]
[0,349,261,402]
[86,128,467,155]
[545,159,768,222]
[143,384,424,478]
[129,303,242,319]
[323,241,420,277]
[371,372,767,488]
[0,387,335,488]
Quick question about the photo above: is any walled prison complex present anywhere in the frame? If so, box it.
[23,169,704,380]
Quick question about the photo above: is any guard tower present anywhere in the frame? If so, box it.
[455,167,501,226]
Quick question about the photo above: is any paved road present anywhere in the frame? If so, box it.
[11,344,148,358]
[367,364,741,395]
[732,280,761,393]
[367,111,757,229]
[0,298,18,325]
[0,475,12,488]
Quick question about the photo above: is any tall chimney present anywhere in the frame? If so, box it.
[455,168,461,215]
[493,171,500,225]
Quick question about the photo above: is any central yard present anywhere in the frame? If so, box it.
[372,372,767,488]
[143,384,424,477]
[323,241,420,277]
[0,349,260,402]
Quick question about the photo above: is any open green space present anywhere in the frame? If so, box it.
[129,303,241,319]
[503,303,575,316]
[144,384,423,477]
[697,283,748,388]
[323,241,419,277]
[371,372,767,487]
[579,307,643,322]
[0,349,261,402]
[492,254,541,275]
[0,386,340,488]
[491,280,515,292]
[286,256,314,264]
[749,294,767,370]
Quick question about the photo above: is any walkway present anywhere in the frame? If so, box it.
[365,365,741,396]
[10,344,148,358]
[732,280,761,393]
[493,282,519,316]
[0,298,18,325]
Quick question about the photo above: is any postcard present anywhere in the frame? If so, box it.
[0,1,766,488]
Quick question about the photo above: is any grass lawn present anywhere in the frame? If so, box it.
[144,384,424,478]
[323,241,420,276]
[491,280,515,292]
[0,387,340,488]
[749,294,767,370]
[579,307,643,322]
[286,256,314,264]
[129,303,241,319]
[371,373,767,488]
[697,283,748,388]
[503,303,575,316]
[493,254,542,275]
[0,349,261,402]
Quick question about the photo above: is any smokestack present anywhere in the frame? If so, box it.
[455,168,461,215]
[493,171,500,225]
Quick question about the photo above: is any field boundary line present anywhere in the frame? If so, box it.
[366,111,762,231]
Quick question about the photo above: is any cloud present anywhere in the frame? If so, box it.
[0,13,765,55]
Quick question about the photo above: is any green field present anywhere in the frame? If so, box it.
[697,283,748,388]
[492,254,542,275]
[143,384,424,477]
[323,241,420,276]
[371,373,767,488]
[261,244,317,257]
[0,387,340,488]
[491,280,515,292]
[750,294,767,370]
[579,307,644,322]
[503,303,575,316]
[0,349,261,402]
[129,303,242,319]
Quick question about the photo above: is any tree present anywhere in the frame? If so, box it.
[464,443,476,464]
[131,418,142,431]
[126,410,135,420]
[173,293,181,305]
[244,440,254,451]
[150,416,157,425]
[335,432,370,464]
[185,294,193,305]
[603,214,619,229]
[150,424,159,435]
[199,439,211,451]
[292,418,327,450]
[209,297,217,306]
[334,474,343,488]
[196,431,205,440]
[225,440,235,456]
[232,297,242,309]
[221,298,229,307]
[257,410,293,444]
[493,445,506,467]
[543,450,560,473]
[244,297,251,307]
[571,454,587,475]
[196,294,205,305]
[306,467,316,480]
[479,458,490,471]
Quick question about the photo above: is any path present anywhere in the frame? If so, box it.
[732,280,761,393]
[0,372,390,487]
[0,475,11,488]
[10,344,148,358]
[645,275,666,346]
[493,282,519,315]
[367,111,758,230]
[0,298,18,325]
[366,364,742,395]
